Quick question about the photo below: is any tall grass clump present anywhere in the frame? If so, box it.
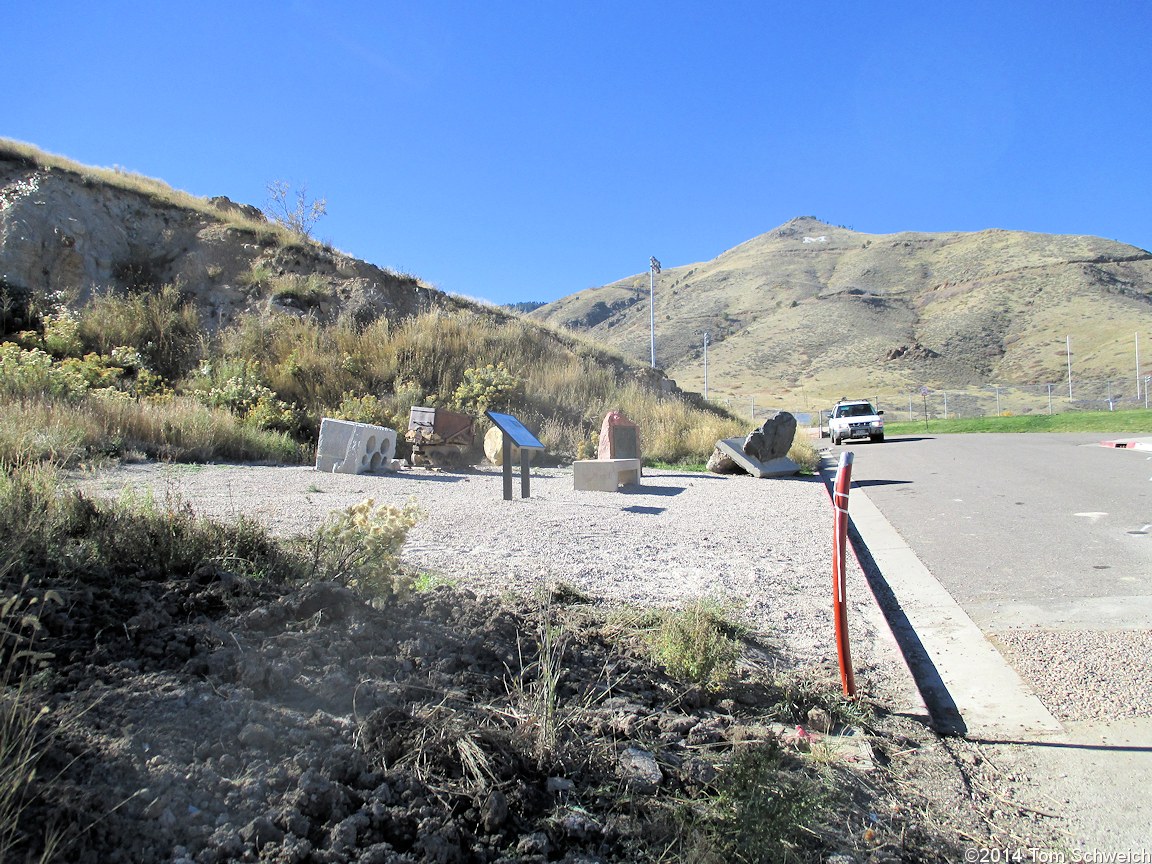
[75,284,202,380]
[0,396,304,467]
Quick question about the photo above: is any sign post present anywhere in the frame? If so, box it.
[485,411,546,500]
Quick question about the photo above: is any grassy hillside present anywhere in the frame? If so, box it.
[532,217,1152,409]
[0,141,749,466]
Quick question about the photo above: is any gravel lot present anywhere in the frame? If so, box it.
[76,461,919,708]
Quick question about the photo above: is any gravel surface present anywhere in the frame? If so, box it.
[993,628,1152,722]
[76,461,918,706]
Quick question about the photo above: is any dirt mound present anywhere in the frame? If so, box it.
[12,560,978,863]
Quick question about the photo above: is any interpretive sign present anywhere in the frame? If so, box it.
[485,411,545,500]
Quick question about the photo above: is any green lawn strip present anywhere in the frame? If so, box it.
[884,408,1152,436]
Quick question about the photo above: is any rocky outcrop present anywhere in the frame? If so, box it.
[0,155,434,332]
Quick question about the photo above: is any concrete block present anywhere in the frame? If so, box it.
[315,418,397,474]
[573,458,642,492]
[716,438,799,478]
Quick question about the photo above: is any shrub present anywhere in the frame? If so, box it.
[308,499,420,601]
[452,363,524,415]
[0,343,87,400]
[198,363,305,434]
[330,392,394,428]
[41,310,82,358]
[264,180,327,239]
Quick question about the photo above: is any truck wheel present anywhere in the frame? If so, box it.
[831,432,841,446]
[870,433,885,443]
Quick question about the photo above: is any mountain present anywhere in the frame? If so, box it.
[530,217,1152,406]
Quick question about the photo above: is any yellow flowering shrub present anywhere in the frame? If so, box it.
[313,498,421,601]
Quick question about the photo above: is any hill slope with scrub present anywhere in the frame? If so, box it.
[0,139,742,466]
[532,216,1152,405]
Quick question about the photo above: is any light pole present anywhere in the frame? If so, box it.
[1066,335,1073,400]
[702,331,710,401]
[993,384,1001,416]
[648,257,661,368]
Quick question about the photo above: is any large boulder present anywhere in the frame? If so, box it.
[484,426,534,466]
[743,411,797,462]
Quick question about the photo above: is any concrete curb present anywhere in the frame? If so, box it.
[1099,438,1152,451]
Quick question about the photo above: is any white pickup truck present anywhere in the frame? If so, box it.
[825,399,885,444]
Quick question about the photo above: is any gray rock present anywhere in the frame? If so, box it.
[706,447,741,474]
[618,746,663,793]
[744,411,797,461]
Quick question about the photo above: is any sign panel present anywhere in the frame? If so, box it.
[485,411,545,450]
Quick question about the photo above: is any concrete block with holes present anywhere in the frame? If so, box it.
[315,418,398,474]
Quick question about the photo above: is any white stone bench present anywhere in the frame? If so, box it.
[572,458,642,492]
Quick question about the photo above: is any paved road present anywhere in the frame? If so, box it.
[834,432,1152,630]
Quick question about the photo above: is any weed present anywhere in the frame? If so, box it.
[618,600,745,688]
[772,666,874,730]
[307,499,421,602]
[412,572,456,592]
[238,262,274,292]
[710,739,834,862]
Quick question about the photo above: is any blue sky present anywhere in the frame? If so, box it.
[7,1,1152,306]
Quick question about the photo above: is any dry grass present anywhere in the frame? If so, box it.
[207,307,744,464]
[0,395,303,466]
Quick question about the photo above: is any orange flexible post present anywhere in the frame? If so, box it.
[832,451,857,697]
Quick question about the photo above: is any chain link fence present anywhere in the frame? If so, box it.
[719,377,1152,426]
[869,377,1152,421]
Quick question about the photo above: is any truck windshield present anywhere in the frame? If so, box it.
[839,404,876,417]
